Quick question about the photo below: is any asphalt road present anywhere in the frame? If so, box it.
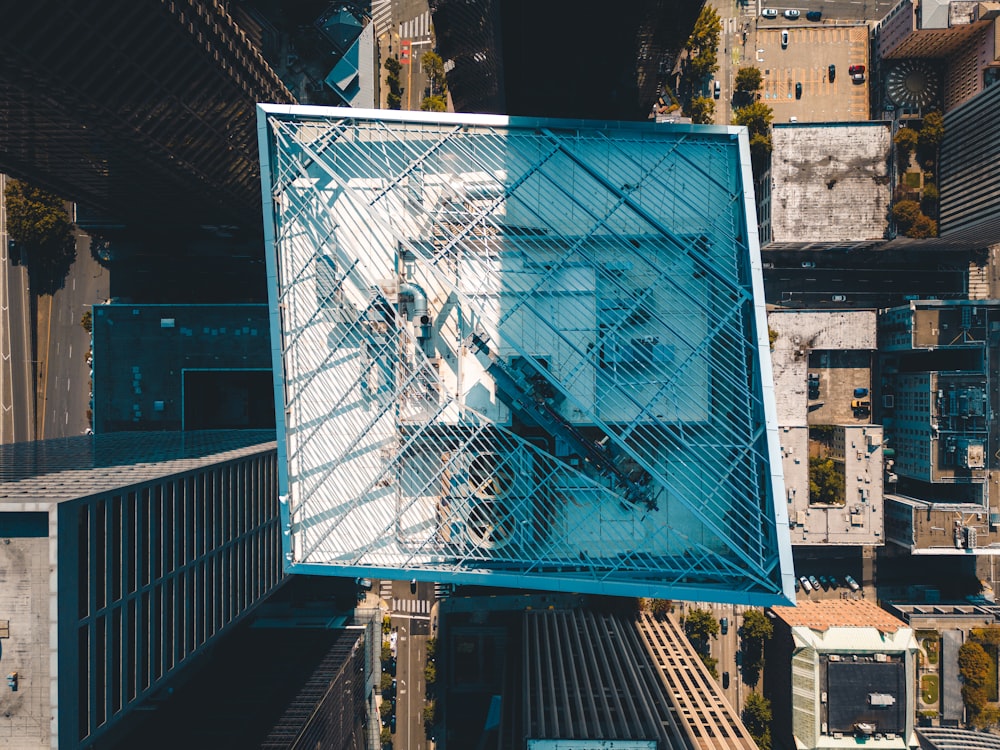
[37,227,108,439]
[763,265,967,307]
[388,579,433,750]
[0,174,35,444]
[759,0,898,22]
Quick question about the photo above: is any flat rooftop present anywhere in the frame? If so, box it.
[770,123,891,243]
[92,304,273,433]
[772,598,907,633]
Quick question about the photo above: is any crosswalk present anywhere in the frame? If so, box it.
[399,11,431,42]
[391,598,431,614]
[371,0,393,39]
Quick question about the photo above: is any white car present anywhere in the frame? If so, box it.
[784,9,801,19]
[762,8,778,18]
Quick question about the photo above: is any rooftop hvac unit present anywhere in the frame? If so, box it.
[444,449,535,550]
[965,526,978,549]
[868,693,895,707]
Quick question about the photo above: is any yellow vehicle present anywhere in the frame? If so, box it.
[851,399,871,409]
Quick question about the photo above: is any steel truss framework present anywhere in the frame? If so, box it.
[259,105,793,604]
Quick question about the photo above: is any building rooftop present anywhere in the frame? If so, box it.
[772,599,907,633]
[769,123,891,244]
[258,105,793,604]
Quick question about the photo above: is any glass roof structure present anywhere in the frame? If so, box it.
[258,105,793,604]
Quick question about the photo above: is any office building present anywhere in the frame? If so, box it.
[91,304,273,433]
[0,430,281,749]
[259,105,793,604]
[768,599,919,750]
[879,300,1000,553]
[0,0,294,227]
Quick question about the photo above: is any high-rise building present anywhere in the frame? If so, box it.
[258,105,793,605]
[0,430,281,749]
[0,0,294,227]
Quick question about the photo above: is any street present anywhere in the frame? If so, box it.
[35,227,107,439]
[385,579,433,750]
[0,174,35,444]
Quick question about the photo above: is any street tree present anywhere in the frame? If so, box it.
[918,111,945,152]
[683,608,719,653]
[732,101,773,137]
[742,692,773,750]
[959,641,990,686]
[686,95,715,125]
[735,67,763,93]
[3,179,72,254]
[420,95,447,112]
[421,51,447,96]
[687,6,722,54]
[906,213,937,239]
[741,609,773,643]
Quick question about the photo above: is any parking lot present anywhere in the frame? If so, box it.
[806,350,872,425]
[755,23,869,122]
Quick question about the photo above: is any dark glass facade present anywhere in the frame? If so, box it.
[0,0,294,226]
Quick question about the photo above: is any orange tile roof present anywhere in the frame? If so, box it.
[770,599,907,634]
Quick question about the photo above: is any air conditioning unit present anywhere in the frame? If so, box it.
[444,449,535,550]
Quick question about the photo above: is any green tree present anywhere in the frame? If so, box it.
[918,111,945,153]
[959,641,990,686]
[424,661,437,685]
[380,726,393,745]
[701,653,719,678]
[380,672,394,693]
[906,213,937,239]
[382,642,392,663]
[741,609,773,643]
[892,199,921,233]
[683,608,720,654]
[420,95,447,112]
[422,700,437,728]
[687,6,723,53]
[921,182,939,218]
[686,95,715,125]
[387,91,402,109]
[383,615,392,635]
[963,684,988,714]
[648,599,672,619]
[894,127,918,173]
[972,627,1000,646]
[686,49,719,88]
[426,637,437,660]
[974,705,1000,730]
[81,309,93,333]
[809,456,845,505]
[421,51,447,96]
[384,57,401,77]
[733,101,774,138]
[735,66,763,93]
[742,692,773,750]
[3,179,73,255]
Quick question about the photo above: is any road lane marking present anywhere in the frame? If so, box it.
[40,295,53,439]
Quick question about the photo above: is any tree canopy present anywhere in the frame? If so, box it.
[735,67,763,93]
[959,641,990,686]
[421,51,447,97]
[741,609,773,643]
[4,179,73,254]
[420,95,447,112]
[683,608,719,651]
[742,692,773,750]
[687,96,715,125]
[732,101,773,136]
[687,6,722,54]
[809,456,845,505]
[918,111,944,151]
[893,127,918,172]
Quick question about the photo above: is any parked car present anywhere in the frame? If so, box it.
[818,576,829,589]
[852,399,871,410]
[784,9,800,19]
[721,617,729,635]
[714,80,721,99]
[762,8,779,18]
[852,71,866,83]
[845,575,861,591]
[800,575,813,592]
[848,65,866,75]
[828,576,840,589]
[736,651,744,666]
[807,10,822,21]
[828,64,836,82]
[809,575,821,590]
[723,671,731,689]
[832,294,846,302]
[801,260,815,268]
[781,29,789,47]
[854,387,869,398]
[795,81,803,99]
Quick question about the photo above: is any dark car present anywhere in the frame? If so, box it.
[828,64,836,82]
[848,65,865,75]
[388,657,397,676]
[721,617,729,635]
[390,714,397,733]
[795,82,803,99]
[723,671,731,689]
[807,10,822,21]
[854,387,869,398]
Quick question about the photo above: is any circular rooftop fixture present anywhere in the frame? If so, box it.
[466,453,517,549]
[886,60,941,110]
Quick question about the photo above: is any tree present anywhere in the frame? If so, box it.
[959,642,990,687]
[420,95,447,112]
[735,67,763,93]
[963,684,988,714]
[809,456,845,505]
[921,182,939,218]
[382,642,392,663]
[687,6,723,54]
[380,672,394,693]
[742,692,773,750]
[384,57,401,77]
[892,199,921,233]
[426,637,437,660]
[424,661,437,685]
[906,213,937,239]
[701,654,719,678]
[686,95,715,125]
[3,179,73,255]
[683,608,720,654]
[732,101,774,138]
[893,127,918,172]
[421,51,447,96]
[380,726,393,746]
[741,609,773,643]
[648,599,672,619]
[686,50,719,88]
[918,111,945,152]
[972,627,1000,646]
[81,310,93,333]
[974,705,1000,730]
[423,700,437,728]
